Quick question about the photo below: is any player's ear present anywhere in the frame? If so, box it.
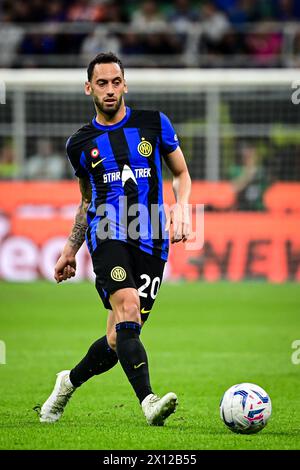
[124,80,128,94]
[85,81,92,96]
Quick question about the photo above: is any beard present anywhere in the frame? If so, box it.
[93,94,123,117]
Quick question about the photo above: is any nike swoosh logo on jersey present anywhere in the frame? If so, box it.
[91,158,106,168]
[141,308,151,314]
[134,362,146,369]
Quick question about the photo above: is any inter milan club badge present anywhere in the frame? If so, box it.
[91,148,100,158]
[111,266,127,282]
[137,138,152,157]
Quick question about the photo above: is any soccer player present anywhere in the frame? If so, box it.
[39,52,191,426]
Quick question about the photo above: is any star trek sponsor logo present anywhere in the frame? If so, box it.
[122,164,137,186]
[103,165,151,184]
[137,137,152,157]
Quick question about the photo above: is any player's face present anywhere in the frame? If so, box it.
[85,63,127,117]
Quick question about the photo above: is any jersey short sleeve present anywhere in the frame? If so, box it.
[66,135,88,178]
[159,112,179,154]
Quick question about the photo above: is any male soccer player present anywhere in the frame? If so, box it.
[39,52,191,426]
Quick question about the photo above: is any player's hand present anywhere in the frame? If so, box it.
[165,203,190,244]
[54,254,76,283]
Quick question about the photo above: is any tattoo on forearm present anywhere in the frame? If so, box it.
[68,209,88,249]
[68,178,91,250]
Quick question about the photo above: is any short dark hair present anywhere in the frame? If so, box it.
[87,52,124,81]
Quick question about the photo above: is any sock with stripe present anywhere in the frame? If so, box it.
[116,321,152,403]
[69,336,118,387]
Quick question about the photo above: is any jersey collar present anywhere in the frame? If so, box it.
[92,106,131,131]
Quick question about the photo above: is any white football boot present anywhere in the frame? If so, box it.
[141,392,178,426]
[39,370,76,423]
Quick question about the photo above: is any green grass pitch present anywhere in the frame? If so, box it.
[0,281,300,450]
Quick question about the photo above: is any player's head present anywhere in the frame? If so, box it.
[85,52,127,117]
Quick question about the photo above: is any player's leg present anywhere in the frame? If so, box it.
[109,285,177,426]
[109,287,154,404]
[39,242,129,423]
[39,309,119,423]
[69,305,146,385]
[69,312,118,388]
[106,308,117,350]
[106,310,146,351]
[60,240,135,391]
[132,247,178,425]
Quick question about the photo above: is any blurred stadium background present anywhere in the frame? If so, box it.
[1,0,300,283]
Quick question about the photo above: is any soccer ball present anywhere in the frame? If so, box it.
[220,383,272,434]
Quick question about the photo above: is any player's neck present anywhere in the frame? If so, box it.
[95,103,127,127]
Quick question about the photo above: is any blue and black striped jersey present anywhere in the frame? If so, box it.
[66,107,179,261]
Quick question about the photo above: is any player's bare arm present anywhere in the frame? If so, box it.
[164,147,191,244]
[54,177,91,283]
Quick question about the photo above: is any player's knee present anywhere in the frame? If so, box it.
[118,296,141,324]
[121,299,140,323]
[111,289,141,324]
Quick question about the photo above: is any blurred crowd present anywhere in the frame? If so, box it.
[1,0,300,212]
[1,0,300,67]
